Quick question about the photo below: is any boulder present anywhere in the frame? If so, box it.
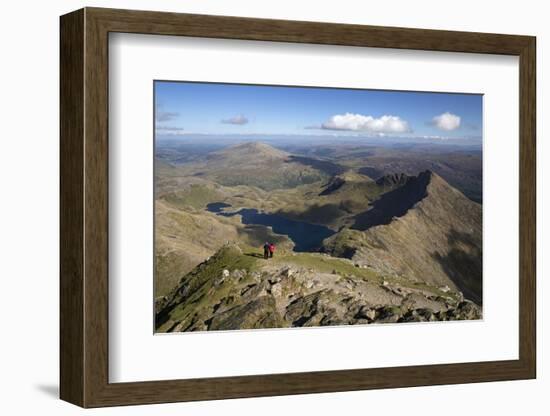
[207,296,283,330]
[355,306,377,321]
[231,269,245,279]
[281,268,294,278]
[457,301,482,320]
[271,283,283,297]
[376,306,403,323]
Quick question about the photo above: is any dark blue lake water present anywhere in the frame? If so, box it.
[206,202,335,252]
[206,202,232,213]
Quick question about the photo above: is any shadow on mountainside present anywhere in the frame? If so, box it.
[351,171,432,231]
[286,155,347,176]
[244,252,264,259]
[432,228,482,305]
[357,166,384,179]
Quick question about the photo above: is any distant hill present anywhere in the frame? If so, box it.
[208,141,289,161]
[323,171,482,304]
[189,142,336,191]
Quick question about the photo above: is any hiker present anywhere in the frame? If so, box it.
[269,243,275,258]
[263,242,270,260]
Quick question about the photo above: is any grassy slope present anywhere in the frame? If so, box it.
[156,245,260,331]
[155,200,240,296]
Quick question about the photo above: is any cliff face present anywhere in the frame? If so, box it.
[323,171,482,305]
[156,245,481,333]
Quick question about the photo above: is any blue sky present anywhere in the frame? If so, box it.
[155,81,482,140]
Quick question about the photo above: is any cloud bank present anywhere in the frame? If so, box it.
[221,115,249,125]
[431,112,461,131]
[320,113,411,134]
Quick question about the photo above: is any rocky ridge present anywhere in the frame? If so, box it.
[156,245,481,333]
[323,170,482,305]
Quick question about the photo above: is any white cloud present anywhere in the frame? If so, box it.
[321,113,411,134]
[221,115,249,125]
[155,126,186,136]
[431,112,461,131]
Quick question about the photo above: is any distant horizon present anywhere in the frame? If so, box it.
[155,81,483,142]
[155,133,483,148]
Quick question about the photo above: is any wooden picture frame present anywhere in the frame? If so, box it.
[60,7,536,408]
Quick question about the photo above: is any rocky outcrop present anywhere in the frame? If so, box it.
[375,172,411,188]
[156,244,481,333]
[352,171,431,230]
[319,176,346,196]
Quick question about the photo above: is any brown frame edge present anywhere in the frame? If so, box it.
[60,7,536,408]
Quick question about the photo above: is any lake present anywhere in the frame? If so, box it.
[205,202,232,213]
[206,203,335,252]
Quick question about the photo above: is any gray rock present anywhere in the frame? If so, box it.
[271,283,283,297]
[269,276,282,285]
[282,268,294,278]
[355,306,377,321]
[207,296,283,330]
[457,301,482,320]
[231,269,245,279]
[376,306,403,323]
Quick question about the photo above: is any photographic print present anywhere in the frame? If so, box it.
[154,81,483,333]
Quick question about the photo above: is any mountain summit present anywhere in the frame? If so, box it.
[198,142,330,190]
[209,141,289,161]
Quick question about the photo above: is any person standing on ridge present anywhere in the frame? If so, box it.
[263,242,270,260]
[269,243,275,258]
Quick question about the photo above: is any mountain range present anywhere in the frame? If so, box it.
[155,141,483,331]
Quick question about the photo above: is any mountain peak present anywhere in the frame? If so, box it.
[221,141,288,158]
[202,142,328,191]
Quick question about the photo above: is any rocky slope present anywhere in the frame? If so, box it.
[323,170,482,305]
[156,245,481,332]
